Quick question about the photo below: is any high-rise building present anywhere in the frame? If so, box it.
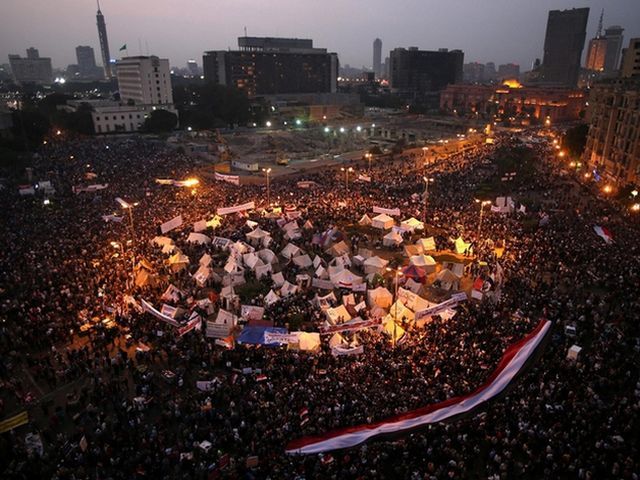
[620,38,640,78]
[187,60,199,76]
[541,8,589,86]
[75,45,103,79]
[603,25,624,72]
[497,63,520,80]
[373,38,382,79]
[389,47,463,94]
[96,1,112,79]
[8,48,53,84]
[463,62,485,83]
[583,78,640,185]
[203,37,338,96]
[586,38,607,71]
[484,62,497,81]
[115,56,173,105]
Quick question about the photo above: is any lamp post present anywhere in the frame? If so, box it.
[111,240,135,285]
[422,176,434,225]
[116,198,137,246]
[475,199,491,238]
[262,168,272,206]
[365,153,372,171]
[387,267,403,347]
[422,146,428,165]
[340,167,353,193]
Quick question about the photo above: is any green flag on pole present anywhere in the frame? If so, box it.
[119,44,127,51]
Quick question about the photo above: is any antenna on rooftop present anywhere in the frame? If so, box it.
[596,9,604,38]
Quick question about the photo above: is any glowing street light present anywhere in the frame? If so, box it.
[182,178,199,187]
[386,266,404,347]
[324,126,330,133]
[295,119,302,126]
[340,166,353,192]
[632,203,640,212]
[603,185,612,194]
[265,121,272,128]
[422,177,434,224]
[115,197,137,245]
[262,167,272,205]
[475,199,491,237]
[339,127,346,133]
[365,152,373,170]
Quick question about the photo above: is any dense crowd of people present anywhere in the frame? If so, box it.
[0,128,638,479]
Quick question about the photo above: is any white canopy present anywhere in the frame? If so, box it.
[281,280,298,296]
[255,263,272,280]
[264,289,280,306]
[193,265,211,286]
[363,256,389,275]
[223,258,244,274]
[151,236,174,247]
[358,214,372,226]
[243,252,264,270]
[401,217,424,231]
[372,213,394,230]
[246,227,271,246]
[281,243,302,259]
[326,305,352,324]
[330,269,363,289]
[367,286,393,308]
[416,237,436,252]
[326,241,350,257]
[385,300,414,322]
[436,268,459,290]
[293,254,313,269]
[187,232,211,245]
[257,248,278,264]
[271,271,285,288]
[383,230,403,247]
[409,254,436,273]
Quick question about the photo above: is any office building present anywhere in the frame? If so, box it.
[463,62,485,83]
[583,78,640,185]
[541,8,589,86]
[115,56,173,105]
[497,63,520,80]
[76,45,103,80]
[485,62,497,81]
[96,2,113,79]
[187,60,199,76]
[373,38,382,79]
[620,38,640,78]
[586,37,607,71]
[389,47,463,95]
[203,37,338,97]
[8,48,53,84]
[603,25,624,72]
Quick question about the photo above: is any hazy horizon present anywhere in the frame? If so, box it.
[1,0,639,72]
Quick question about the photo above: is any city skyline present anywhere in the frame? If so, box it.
[1,0,639,72]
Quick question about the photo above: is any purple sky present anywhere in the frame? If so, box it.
[2,0,639,71]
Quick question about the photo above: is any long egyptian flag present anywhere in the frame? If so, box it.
[286,319,551,454]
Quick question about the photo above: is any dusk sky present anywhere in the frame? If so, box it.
[2,0,639,71]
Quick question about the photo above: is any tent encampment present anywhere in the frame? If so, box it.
[383,230,403,247]
[281,243,302,259]
[358,214,372,226]
[372,213,394,230]
[409,254,436,273]
[401,217,424,232]
[454,237,471,255]
[436,268,459,290]
[187,232,211,245]
[367,286,393,308]
[363,256,389,275]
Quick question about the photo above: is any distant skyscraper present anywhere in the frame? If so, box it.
[484,62,497,81]
[541,8,589,87]
[373,38,382,78]
[8,48,53,85]
[603,25,624,72]
[26,47,39,60]
[497,63,520,80]
[389,47,463,93]
[586,10,607,72]
[76,46,103,79]
[96,1,112,79]
[187,60,199,76]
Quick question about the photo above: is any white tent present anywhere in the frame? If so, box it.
[455,237,471,255]
[382,317,406,343]
[291,332,321,352]
[220,285,236,300]
[363,256,389,275]
[404,278,423,294]
[257,248,278,264]
[416,237,436,252]
[385,300,414,322]
[326,241,350,257]
[358,214,372,226]
[264,289,280,306]
[372,213,394,230]
[367,286,393,308]
[193,265,211,286]
[293,254,313,269]
[187,232,212,245]
[409,254,436,273]
[329,254,351,269]
[193,220,208,232]
[199,253,212,267]
[326,305,352,324]
[330,269,363,289]
[223,258,244,274]
[303,220,314,230]
[329,333,346,348]
[281,280,298,297]
[436,268,459,291]
[281,243,302,259]
[246,227,271,247]
[271,271,285,288]
[383,230,404,247]
[315,265,329,279]
[242,252,264,270]
[255,263,272,280]
[401,217,424,232]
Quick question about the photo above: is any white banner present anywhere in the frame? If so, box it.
[312,278,335,290]
[297,181,317,189]
[215,172,240,186]
[217,201,255,216]
[241,305,265,321]
[160,215,183,234]
[263,331,296,345]
[414,294,466,322]
[206,322,232,338]
[331,345,364,356]
[358,174,371,183]
[141,299,180,327]
[373,206,401,216]
[196,379,219,391]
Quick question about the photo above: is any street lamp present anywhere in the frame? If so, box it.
[340,166,353,192]
[365,153,372,170]
[422,146,428,163]
[386,267,403,347]
[115,197,137,245]
[475,199,491,237]
[422,176,434,224]
[262,168,272,205]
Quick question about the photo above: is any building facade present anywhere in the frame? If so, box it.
[76,46,104,80]
[373,38,382,79]
[604,26,625,72]
[541,8,589,87]
[389,47,463,95]
[620,38,640,78]
[203,37,338,97]
[586,37,607,71]
[583,79,640,185]
[8,48,53,84]
[497,63,520,80]
[115,56,173,105]
[440,81,585,123]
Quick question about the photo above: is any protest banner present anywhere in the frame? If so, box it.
[160,215,183,234]
[217,202,255,216]
[373,206,401,216]
[214,172,240,186]
[319,318,382,335]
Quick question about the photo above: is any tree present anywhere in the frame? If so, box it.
[563,124,589,157]
[143,109,178,133]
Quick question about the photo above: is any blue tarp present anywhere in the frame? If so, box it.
[237,326,287,345]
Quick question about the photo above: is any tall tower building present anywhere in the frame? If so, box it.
[541,8,589,87]
[76,46,97,76]
[586,9,607,72]
[603,25,624,72]
[96,1,112,79]
[373,38,382,79]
